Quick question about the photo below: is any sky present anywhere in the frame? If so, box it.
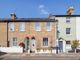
[0,0,80,18]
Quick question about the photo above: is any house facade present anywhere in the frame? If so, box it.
[0,13,57,53]
[54,15,79,53]
[49,6,80,53]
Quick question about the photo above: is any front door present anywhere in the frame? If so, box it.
[24,37,29,50]
[30,37,36,53]
[58,41,63,53]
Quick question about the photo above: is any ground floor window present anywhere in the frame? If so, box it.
[66,41,71,44]
[12,37,17,46]
[43,37,48,46]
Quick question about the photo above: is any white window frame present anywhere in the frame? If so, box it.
[9,23,14,32]
[19,22,25,32]
[46,22,51,31]
[66,28,71,34]
[35,22,41,31]
[12,37,17,46]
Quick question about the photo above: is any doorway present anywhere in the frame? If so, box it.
[30,37,36,53]
[24,37,30,51]
[58,41,63,53]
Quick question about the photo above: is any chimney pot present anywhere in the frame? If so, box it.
[10,13,17,20]
[67,6,74,15]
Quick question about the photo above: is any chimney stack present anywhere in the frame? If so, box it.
[67,6,74,15]
[49,14,55,19]
[10,13,17,20]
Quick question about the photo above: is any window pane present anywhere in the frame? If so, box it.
[66,28,70,34]
[35,23,41,31]
[66,41,71,44]
[66,20,70,23]
[19,23,25,31]
[9,23,14,32]
[13,37,17,46]
[66,17,70,23]
[43,38,48,46]
[46,22,51,31]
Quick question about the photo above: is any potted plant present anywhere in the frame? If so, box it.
[71,40,79,53]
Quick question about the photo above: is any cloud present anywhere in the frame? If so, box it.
[38,5,49,15]
[39,5,44,8]
[40,9,49,14]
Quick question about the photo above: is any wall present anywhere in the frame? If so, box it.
[55,16,76,52]
[76,17,80,40]
[0,22,7,47]
[0,46,23,53]
[8,22,57,49]
[56,17,76,40]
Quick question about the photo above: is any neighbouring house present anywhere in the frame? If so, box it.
[49,6,80,53]
[0,13,57,53]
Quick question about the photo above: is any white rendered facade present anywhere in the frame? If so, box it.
[53,15,80,53]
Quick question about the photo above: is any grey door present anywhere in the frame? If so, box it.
[58,41,63,52]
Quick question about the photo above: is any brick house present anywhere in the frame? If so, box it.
[0,13,57,53]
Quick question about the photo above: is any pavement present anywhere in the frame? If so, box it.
[0,53,80,60]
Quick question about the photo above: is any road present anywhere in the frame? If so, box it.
[0,53,80,60]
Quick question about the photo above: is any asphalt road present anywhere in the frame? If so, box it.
[0,53,80,60]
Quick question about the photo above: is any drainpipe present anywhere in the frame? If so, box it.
[7,22,9,47]
[56,20,59,54]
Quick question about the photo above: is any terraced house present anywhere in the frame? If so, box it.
[0,7,80,53]
[0,13,57,53]
[49,6,80,53]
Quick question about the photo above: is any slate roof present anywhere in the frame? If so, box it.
[0,18,57,22]
[52,15,80,17]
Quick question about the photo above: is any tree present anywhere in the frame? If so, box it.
[71,40,79,53]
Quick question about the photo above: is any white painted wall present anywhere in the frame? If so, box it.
[35,49,56,53]
[0,46,23,53]
[56,17,76,40]
[55,16,76,53]
[76,17,80,40]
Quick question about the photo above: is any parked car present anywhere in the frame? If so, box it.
[68,48,80,53]
[76,48,80,53]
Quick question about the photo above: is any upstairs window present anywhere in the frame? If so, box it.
[66,17,70,23]
[9,23,14,32]
[66,28,71,34]
[46,22,51,31]
[19,23,25,31]
[35,22,41,31]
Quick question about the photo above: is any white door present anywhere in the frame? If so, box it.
[31,37,36,52]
